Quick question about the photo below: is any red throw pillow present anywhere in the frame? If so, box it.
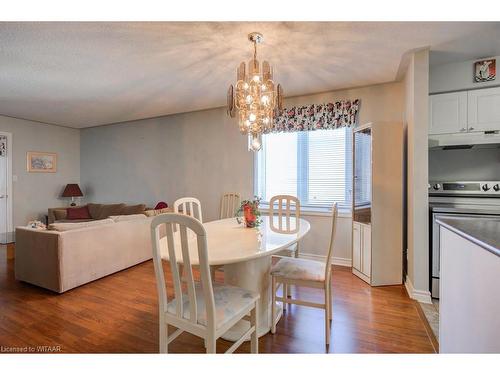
[66,206,92,220]
[154,201,168,209]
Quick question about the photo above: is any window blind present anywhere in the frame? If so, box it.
[256,127,352,208]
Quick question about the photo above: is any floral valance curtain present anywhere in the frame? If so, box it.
[267,99,360,133]
[0,135,6,157]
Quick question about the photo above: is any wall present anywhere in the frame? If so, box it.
[429,55,500,93]
[80,81,404,263]
[429,148,500,181]
[404,49,430,302]
[0,115,80,227]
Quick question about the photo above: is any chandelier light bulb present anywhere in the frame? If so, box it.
[245,95,253,104]
[263,117,270,125]
[243,82,249,90]
[261,95,269,105]
[252,75,260,82]
[249,113,257,122]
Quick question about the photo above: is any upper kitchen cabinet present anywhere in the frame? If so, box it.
[429,92,467,135]
[468,86,500,132]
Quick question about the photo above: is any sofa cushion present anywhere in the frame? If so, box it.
[87,203,103,219]
[144,207,173,217]
[109,214,147,222]
[48,218,115,232]
[53,209,68,221]
[121,204,146,215]
[66,206,92,220]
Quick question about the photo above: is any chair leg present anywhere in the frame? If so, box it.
[210,265,217,282]
[271,277,277,334]
[250,301,259,353]
[324,288,330,347]
[283,283,288,311]
[159,316,168,354]
[206,335,216,354]
[328,281,333,322]
[294,242,300,258]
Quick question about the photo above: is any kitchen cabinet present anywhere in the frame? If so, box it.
[352,122,403,286]
[352,221,371,279]
[429,92,467,135]
[429,87,500,136]
[468,86,500,132]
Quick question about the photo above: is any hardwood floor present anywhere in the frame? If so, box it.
[0,245,434,354]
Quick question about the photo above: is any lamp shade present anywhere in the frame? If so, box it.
[62,184,83,198]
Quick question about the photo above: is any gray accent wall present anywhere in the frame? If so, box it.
[0,115,80,226]
[80,107,254,222]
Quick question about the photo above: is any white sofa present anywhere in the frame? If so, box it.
[15,217,154,293]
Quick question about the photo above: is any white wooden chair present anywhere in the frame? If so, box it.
[269,195,301,257]
[271,203,338,347]
[151,213,259,354]
[174,197,203,223]
[219,192,241,219]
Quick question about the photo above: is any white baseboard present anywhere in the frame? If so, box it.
[405,277,432,304]
[299,253,352,267]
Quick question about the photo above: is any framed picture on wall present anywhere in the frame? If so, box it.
[27,151,57,173]
[474,58,496,82]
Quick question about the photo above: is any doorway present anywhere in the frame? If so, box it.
[0,131,13,234]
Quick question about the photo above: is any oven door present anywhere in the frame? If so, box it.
[430,210,499,299]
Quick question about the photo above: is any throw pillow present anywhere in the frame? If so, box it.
[97,203,126,219]
[53,209,68,221]
[48,218,115,232]
[87,203,103,219]
[144,207,172,217]
[154,201,169,209]
[121,204,146,215]
[109,214,147,222]
[66,206,91,220]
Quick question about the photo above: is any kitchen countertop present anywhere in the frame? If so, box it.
[436,217,500,257]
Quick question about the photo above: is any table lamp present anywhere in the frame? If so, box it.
[62,184,83,206]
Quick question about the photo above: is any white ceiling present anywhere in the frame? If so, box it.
[1,22,499,128]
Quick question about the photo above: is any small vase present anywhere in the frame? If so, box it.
[243,204,257,228]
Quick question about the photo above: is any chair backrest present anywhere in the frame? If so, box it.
[174,197,203,223]
[324,203,338,281]
[269,195,301,234]
[151,213,215,329]
[219,192,241,219]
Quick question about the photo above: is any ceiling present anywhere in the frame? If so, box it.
[1,22,499,128]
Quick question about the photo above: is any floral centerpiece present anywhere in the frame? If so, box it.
[236,197,262,228]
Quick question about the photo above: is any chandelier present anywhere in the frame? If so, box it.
[227,32,283,152]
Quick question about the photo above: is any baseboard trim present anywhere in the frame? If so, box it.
[405,277,432,304]
[299,253,352,267]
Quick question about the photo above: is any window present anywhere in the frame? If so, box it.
[255,128,352,209]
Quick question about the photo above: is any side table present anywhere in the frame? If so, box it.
[1,231,15,260]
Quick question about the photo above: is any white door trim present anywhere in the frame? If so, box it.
[0,131,13,233]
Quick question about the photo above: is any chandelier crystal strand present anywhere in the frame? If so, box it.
[227,32,283,152]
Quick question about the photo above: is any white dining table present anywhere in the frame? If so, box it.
[159,215,310,341]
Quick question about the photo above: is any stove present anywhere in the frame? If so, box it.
[428,180,500,298]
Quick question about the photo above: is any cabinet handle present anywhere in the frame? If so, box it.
[460,128,466,132]
[469,127,474,131]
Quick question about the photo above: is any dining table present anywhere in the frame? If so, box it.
[159,215,310,341]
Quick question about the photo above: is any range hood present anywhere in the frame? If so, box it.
[428,131,500,150]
